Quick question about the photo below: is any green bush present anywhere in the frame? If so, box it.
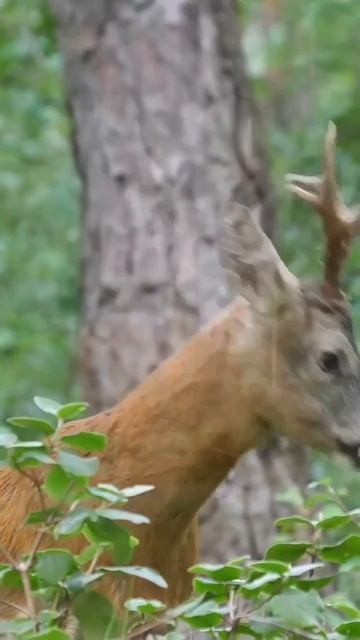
[0,0,80,420]
[0,398,359,639]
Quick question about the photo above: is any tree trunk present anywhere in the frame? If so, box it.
[51,0,307,562]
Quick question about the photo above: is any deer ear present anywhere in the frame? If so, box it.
[221,202,300,313]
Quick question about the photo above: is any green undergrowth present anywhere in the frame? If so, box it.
[0,397,359,639]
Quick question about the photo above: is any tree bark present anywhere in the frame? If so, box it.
[51,0,307,562]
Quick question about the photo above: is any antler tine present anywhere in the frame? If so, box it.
[286,122,360,296]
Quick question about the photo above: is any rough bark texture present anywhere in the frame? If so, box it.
[51,0,307,561]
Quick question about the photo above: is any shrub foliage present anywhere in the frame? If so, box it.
[0,398,359,638]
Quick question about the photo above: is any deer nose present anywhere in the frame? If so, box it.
[336,439,360,468]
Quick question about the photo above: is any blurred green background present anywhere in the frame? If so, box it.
[0,0,80,416]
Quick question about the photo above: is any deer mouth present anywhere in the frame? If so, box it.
[336,439,360,467]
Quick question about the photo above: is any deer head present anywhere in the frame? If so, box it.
[222,123,360,466]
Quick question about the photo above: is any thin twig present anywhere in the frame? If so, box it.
[87,548,102,575]
[0,598,29,616]
[23,479,76,570]
[18,561,37,626]
[25,528,48,570]
[0,541,16,566]
[128,616,170,639]
[15,465,46,512]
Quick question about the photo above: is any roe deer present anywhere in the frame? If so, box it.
[0,124,359,618]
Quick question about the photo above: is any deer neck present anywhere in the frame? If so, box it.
[105,300,265,524]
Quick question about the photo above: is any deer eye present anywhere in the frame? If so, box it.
[319,351,340,374]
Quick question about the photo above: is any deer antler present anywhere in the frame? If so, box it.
[286,122,360,298]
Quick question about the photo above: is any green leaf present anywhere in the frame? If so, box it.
[320,503,349,519]
[125,598,165,614]
[55,508,94,536]
[34,396,62,416]
[319,535,360,563]
[7,569,40,591]
[26,630,70,640]
[249,560,289,575]
[57,402,89,421]
[96,508,150,525]
[189,563,242,581]
[73,591,120,640]
[182,600,224,629]
[170,596,203,618]
[38,610,61,626]
[44,465,74,502]
[315,514,352,530]
[75,544,100,566]
[0,565,14,581]
[304,492,340,508]
[184,614,224,630]
[7,416,55,436]
[61,431,107,453]
[8,441,44,449]
[265,541,311,562]
[1,569,40,590]
[327,601,360,620]
[242,572,281,593]
[8,443,52,470]
[101,565,168,589]
[292,575,335,591]
[233,622,262,638]
[340,557,360,572]
[266,589,325,629]
[64,571,104,592]
[35,549,76,585]
[85,519,133,564]
[1,568,23,589]
[193,576,228,597]
[58,450,99,477]
[6,426,43,444]
[130,536,139,549]
[336,620,360,637]
[275,515,314,531]
[288,562,324,577]
[87,484,127,503]
[27,508,59,525]
[16,450,54,467]
[121,485,155,498]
